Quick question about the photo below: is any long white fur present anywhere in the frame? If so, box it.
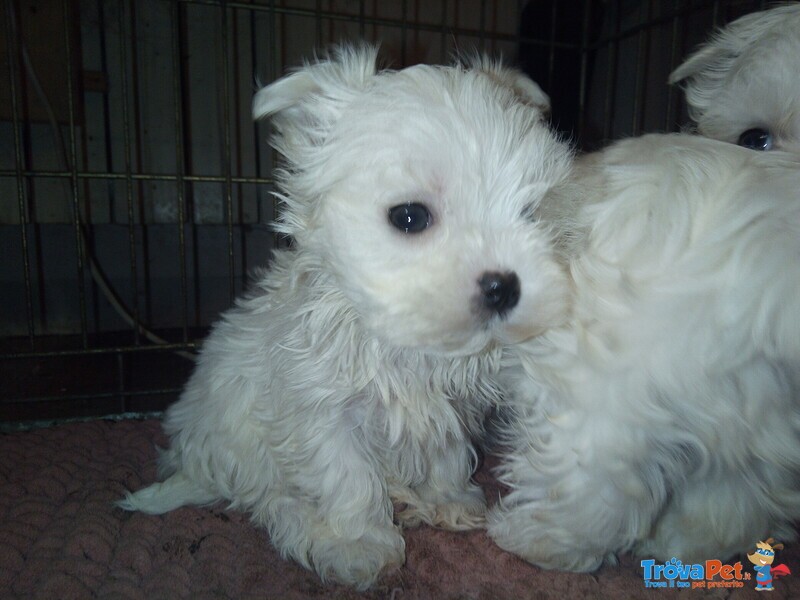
[119,45,574,589]
[669,3,800,152]
[488,133,800,571]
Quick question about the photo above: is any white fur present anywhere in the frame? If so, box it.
[488,133,800,571]
[119,45,573,589]
[669,3,800,152]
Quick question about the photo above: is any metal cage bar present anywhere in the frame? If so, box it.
[119,0,141,347]
[3,0,35,344]
[62,0,89,348]
[171,0,191,343]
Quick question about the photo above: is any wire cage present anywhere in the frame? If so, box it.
[0,0,777,424]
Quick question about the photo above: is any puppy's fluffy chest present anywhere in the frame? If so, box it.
[220,250,501,449]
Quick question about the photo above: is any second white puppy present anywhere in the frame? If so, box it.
[119,46,573,589]
[670,3,800,152]
[489,133,800,570]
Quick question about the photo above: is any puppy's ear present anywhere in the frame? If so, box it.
[507,74,551,115]
[466,54,551,116]
[668,43,727,85]
[669,5,798,85]
[252,69,322,119]
[252,44,379,135]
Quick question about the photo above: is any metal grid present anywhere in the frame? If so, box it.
[0,0,776,422]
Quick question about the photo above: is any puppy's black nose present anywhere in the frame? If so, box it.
[478,271,520,317]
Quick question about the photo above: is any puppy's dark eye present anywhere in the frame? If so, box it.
[737,128,774,151]
[388,203,431,233]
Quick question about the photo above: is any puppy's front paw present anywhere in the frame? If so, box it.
[395,484,487,531]
[310,527,405,590]
[487,504,607,572]
[434,498,487,530]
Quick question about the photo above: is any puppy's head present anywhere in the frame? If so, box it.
[253,45,572,356]
[669,4,800,153]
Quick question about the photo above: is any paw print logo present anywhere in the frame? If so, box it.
[660,558,683,580]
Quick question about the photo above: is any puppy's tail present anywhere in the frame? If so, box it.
[117,472,218,514]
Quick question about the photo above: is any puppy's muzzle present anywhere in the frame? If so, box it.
[478,271,520,318]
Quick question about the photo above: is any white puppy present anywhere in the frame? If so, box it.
[488,133,800,570]
[119,46,573,589]
[669,3,800,152]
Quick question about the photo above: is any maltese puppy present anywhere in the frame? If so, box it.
[119,45,573,589]
[669,3,800,152]
[488,132,800,571]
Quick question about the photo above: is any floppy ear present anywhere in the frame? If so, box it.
[669,5,798,85]
[464,53,551,115]
[252,69,321,119]
[507,74,551,114]
[668,43,729,85]
[669,13,753,86]
[251,45,379,237]
[253,44,379,119]
[252,44,379,156]
[666,16,752,121]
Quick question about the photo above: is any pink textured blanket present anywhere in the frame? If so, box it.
[1,419,797,599]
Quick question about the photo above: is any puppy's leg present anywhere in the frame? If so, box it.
[253,493,404,590]
[639,475,764,563]
[253,422,405,590]
[640,462,800,562]
[394,435,486,531]
[487,416,662,571]
[640,369,800,561]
